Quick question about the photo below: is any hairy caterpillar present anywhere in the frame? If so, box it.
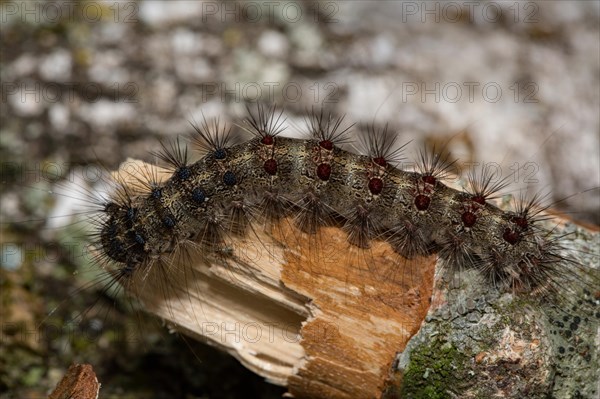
[89,105,592,297]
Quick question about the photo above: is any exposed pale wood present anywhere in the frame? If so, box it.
[275,224,435,399]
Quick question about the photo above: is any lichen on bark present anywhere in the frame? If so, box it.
[391,222,599,399]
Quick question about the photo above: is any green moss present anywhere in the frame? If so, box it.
[400,338,468,399]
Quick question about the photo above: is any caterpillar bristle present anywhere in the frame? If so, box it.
[152,137,191,173]
[294,191,331,235]
[521,227,598,301]
[195,207,228,251]
[465,163,512,204]
[107,176,136,209]
[120,161,163,197]
[343,204,377,249]
[161,242,210,322]
[190,116,235,159]
[225,198,253,236]
[305,107,353,148]
[437,230,480,274]
[254,189,293,225]
[358,123,408,168]
[522,251,575,299]
[415,145,457,184]
[511,190,554,225]
[244,103,287,139]
[387,217,432,259]
[71,266,132,322]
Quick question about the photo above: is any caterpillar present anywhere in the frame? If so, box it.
[91,105,591,298]
[3,104,599,399]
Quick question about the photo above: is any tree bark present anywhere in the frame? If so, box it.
[48,364,99,399]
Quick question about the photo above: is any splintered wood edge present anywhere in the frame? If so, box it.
[110,159,437,397]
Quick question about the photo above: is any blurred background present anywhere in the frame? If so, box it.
[1,1,599,398]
